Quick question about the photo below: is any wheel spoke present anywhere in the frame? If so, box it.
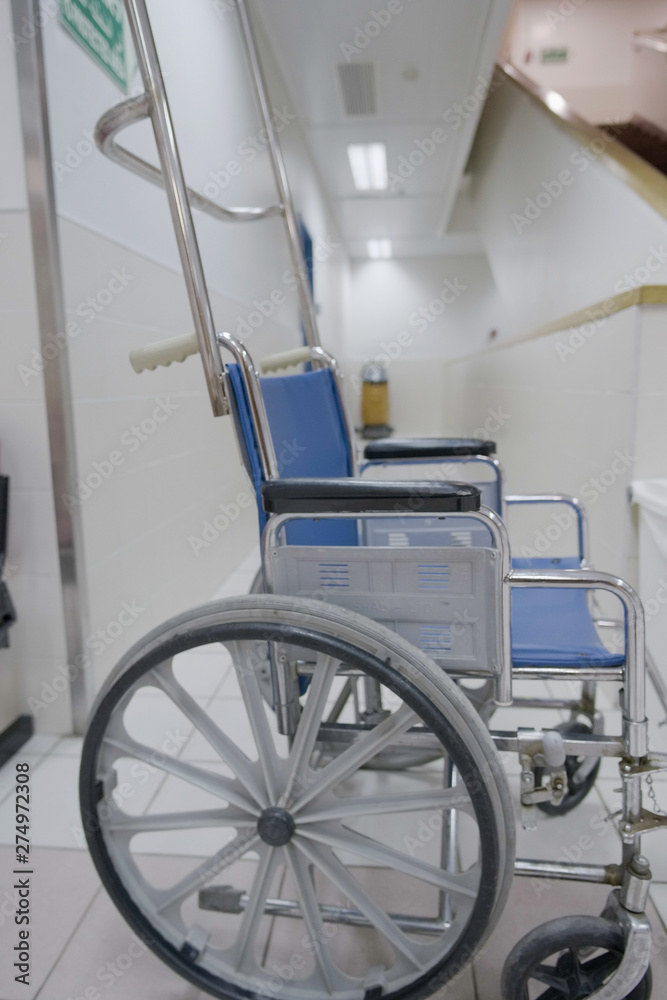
[295,837,425,969]
[292,704,419,813]
[229,642,282,804]
[233,846,279,972]
[157,830,260,913]
[284,844,342,992]
[151,664,268,807]
[282,654,339,807]
[107,808,251,833]
[325,677,353,725]
[102,735,260,814]
[580,950,620,984]
[299,824,479,898]
[531,962,569,990]
[299,788,472,824]
[570,946,585,988]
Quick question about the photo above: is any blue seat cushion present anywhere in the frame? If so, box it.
[226,363,357,546]
[511,558,625,668]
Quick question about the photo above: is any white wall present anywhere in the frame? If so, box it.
[0,0,347,733]
[507,0,667,123]
[340,253,501,433]
[0,2,70,734]
[631,46,667,135]
[439,298,667,605]
[45,0,347,358]
[468,69,667,339]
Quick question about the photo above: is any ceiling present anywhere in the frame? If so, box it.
[255,0,514,258]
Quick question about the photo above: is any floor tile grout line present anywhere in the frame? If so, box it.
[32,885,104,999]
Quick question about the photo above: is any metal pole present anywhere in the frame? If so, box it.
[236,0,321,349]
[123,0,229,417]
[12,0,93,732]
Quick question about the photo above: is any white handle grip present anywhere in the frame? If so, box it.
[129,333,199,373]
[260,347,313,373]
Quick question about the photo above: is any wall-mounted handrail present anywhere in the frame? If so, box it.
[98,0,323,404]
[95,95,284,224]
[124,0,229,416]
[443,283,667,367]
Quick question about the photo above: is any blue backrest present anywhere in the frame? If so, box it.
[227,363,357,545]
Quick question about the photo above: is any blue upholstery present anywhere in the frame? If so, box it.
[511,558,625,668]
[227,363,357,545]
[228,363,624,670]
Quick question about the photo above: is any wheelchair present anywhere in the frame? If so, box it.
[79,332,663,1000]
[246,346,612,809]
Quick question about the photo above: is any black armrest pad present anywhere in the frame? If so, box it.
[364,437,496,460]
[261,478,481,515]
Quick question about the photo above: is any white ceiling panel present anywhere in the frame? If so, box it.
[254,0,514,255]
[308,123,456,199]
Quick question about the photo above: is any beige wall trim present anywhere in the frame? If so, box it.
[498,62,667,224]
[445,285,667,367]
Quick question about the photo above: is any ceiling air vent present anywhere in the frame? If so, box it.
[337,62,378,117]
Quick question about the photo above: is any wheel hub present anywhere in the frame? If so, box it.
[257,807,296,846]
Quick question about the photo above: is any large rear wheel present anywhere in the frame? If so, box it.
[80,595,514,1000]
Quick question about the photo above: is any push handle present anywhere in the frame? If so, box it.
[129,333,199,373]
[260,347,313,373]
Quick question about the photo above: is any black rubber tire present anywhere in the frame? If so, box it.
[80,595,515,1000]
[536,721,602,817]
[501,915,652,999]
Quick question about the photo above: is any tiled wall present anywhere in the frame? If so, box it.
[468,69,667,339]
[0,210,70,734]
[59,217,275,701]
[0,0,348,736]
[441,303,667,593]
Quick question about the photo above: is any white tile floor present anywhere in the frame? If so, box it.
[1,545,667,998]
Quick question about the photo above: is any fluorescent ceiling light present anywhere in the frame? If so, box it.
[367,238,392,259]
[348,142,388,190]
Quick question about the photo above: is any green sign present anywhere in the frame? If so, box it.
[541,47,569,64]
[60,0,131,92]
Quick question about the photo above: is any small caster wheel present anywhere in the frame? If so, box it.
[535,721,601,816]
[501,915,652,999]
